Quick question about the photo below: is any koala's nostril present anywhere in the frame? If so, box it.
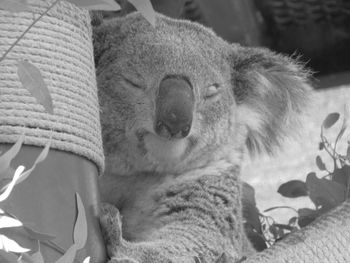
[155,119,191,139]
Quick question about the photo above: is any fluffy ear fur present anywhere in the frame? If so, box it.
[231,46,312,154]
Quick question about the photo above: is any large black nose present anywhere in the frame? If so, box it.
[155,76,194,139]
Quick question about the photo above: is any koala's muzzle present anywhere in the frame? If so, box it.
[155,77,194,139]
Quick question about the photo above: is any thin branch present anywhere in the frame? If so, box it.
[0,0,61,63]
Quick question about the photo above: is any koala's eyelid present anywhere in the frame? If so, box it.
[122,77,144,90]
[204,83,221,98]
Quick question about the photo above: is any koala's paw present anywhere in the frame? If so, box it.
[100,203,194,263]
[100,203,123,248]
[99,203,142,262]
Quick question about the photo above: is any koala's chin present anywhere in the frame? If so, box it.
[143,132,188,164]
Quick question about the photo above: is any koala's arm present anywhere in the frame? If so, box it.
[100,168,252,263]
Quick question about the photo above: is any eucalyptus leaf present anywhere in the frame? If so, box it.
[55,244,77,263]
[0,234,30,253]
[73,193,87,250]
[322,112,340,129]
[306,172,346,209]
[0,166,25,202]
[29,243,44,263]
[277,180,308,198]
[66,0,120,10]
[315,156,326,171]
[0,134,24,176]
[128,0,156,26]
[14,137,51,186]
[17,60,53,114]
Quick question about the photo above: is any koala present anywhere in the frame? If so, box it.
[94,12,311,263]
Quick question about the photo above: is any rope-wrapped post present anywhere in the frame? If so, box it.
[0,1,105,262]
[245,199,350,263]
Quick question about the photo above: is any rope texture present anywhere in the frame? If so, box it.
[0,0,104,173]
[245,199,350,263]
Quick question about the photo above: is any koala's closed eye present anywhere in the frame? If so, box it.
[122,77,144,90]
[204,83,221,99]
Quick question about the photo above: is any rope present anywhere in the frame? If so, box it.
[244,199,350,262]
[0,0,104,174]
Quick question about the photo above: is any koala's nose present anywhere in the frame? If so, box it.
[155,76,194,139]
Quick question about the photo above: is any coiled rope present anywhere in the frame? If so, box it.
[0,0,104,174]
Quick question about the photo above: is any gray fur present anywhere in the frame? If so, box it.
[95,12,311,263]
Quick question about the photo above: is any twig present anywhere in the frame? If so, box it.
[0,0,61,63]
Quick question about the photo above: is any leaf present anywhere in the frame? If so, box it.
[13,138,51,186]
[66,0,120,10]
[0,134,24,176]
[73,193,87,250]
[277,180,308,198]
[30,243,44,263]
[318,142,324,150]
[333,166,350,186]
[23,226,55,242]
[322,112,340,129]
[17,60,53,114]
[0,250,18,263]
[0,166,25,202]
[0,215,22,229]
[306,172,346,209]
[83,256,91,263]
[242,183,260,233]
[0,234,30,253]
[315,156,326,171]
[0,0,29,12]
[55,244,77,263]
[297,208,319,227]
[128,0,156,26]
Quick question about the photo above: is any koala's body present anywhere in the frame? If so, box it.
[94,12,311,263]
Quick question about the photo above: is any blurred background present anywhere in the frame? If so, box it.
[115,0,350,80]
[107,0,350,225]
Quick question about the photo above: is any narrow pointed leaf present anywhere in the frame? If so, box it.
[0,0,29,12]
[30,243,44,263]
[0,234,30,253]
[0,250,18,263]
[74,193,87,250]
[66,0,120,10]
[55,244,77,263]
[316,156,326,171]
[128,0,155,26]
[0,166,25,202]
[23,226,55,241]
[14,138,50,186]
[0,134,24,175]
[17,60,53,114]
[322,112,340,129]
[0,215,22,229]
[83,256,91,263]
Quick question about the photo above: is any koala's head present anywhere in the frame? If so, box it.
[94,13,311,176]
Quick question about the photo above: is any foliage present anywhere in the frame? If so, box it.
[245,107,350,248]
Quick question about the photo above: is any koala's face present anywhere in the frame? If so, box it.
[95,13,311,176]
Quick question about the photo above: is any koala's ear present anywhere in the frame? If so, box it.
[231,45,312,154]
